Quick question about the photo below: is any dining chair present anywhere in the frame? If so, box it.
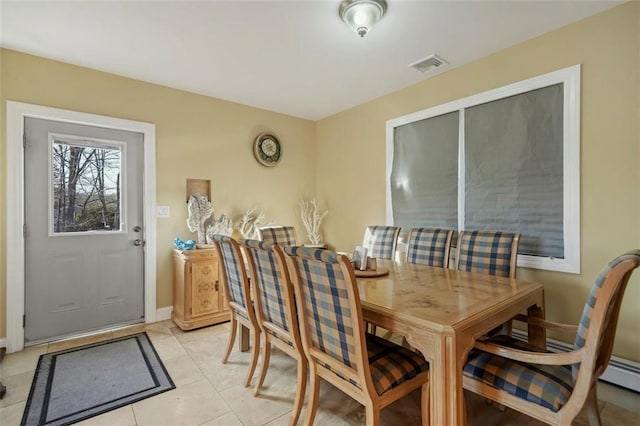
[455,230,521,337]
[283,246,430,426]
[210,234,260,387]
[241,239,307,426]
[462,250,640,426]
[406,228,455,268]
[362,226,401,260]
[258,226,298,246]
[455,230,520,278]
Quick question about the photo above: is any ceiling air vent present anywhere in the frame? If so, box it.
[409,54,448,73]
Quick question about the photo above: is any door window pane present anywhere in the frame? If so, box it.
[51,137,123,233]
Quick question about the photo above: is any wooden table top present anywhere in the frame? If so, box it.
[357,259,544,331]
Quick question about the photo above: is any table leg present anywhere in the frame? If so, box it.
[239,324,250,352]
[407,334,465,426]
[527,304,546,350]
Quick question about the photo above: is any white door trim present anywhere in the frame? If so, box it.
[6,101,157,353]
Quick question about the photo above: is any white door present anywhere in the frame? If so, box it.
[24,117,145,345]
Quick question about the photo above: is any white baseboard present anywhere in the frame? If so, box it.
[512,329,640,392]
[156,306,173,322]
[0,337,6,349]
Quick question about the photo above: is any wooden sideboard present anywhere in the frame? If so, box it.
[172,248,230,330]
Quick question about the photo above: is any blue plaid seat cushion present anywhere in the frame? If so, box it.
[367,334,429,396]
[324,334,429,397]
[463,336,574,412]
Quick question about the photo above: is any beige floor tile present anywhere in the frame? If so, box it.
[133,379,231,426]
[74,405,136,426]
[600,401,640,425]
[0,401,27,426]
[219,383,297,426]
[144,321,174,342]
[465,392,537,426]
[162,354,206,387]
[171,322,231,344]
[0,370,34,408]
[0,344,47,378]
[151,335,187,361]
[183,335,257,392]
[47,331,114,353]
[163,319,178,328]
[199,411,244,426]
[296,380,364,426]
[597,380,640,415]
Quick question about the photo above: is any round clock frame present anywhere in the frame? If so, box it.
[253,132,282,167]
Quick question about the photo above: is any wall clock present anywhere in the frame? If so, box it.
[253,133,281,167]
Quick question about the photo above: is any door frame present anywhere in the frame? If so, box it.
[6,101,157,353]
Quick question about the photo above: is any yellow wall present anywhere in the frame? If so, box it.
[317,2,640,360]
[0,49,316,337]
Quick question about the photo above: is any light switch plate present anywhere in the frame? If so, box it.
[156,206,170,218]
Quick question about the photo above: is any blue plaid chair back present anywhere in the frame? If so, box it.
[284,246,360,369]
[242,239,290,333]
[406,228,454,267]
[363,226,400,260]
[456,230,519,278]
[572,250,640,379]
[259,226,297,246]
[211,234,246,308]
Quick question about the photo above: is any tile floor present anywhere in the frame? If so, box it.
[1,320,638,426]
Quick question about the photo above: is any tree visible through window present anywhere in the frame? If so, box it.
[51,137,122,233]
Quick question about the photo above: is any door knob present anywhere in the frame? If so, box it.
[133,226,142,232]
[133,239,145,246]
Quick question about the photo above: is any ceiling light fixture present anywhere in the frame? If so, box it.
[339,0,387,38]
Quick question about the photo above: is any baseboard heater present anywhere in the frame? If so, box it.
[511,329,640,392]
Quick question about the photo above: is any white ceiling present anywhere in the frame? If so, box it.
[0,1,622,120]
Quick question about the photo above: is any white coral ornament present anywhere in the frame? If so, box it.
[237,207,272,240]
[206,214,234,242]
[299,198,328,245]
[187,194,213,244]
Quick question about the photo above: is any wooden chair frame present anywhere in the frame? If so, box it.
[455,230,521,278]
[463,254,640,425]
[405,228,455,268]
[242,241,307,426]
[211,236,261,387]
[285,251,429,426]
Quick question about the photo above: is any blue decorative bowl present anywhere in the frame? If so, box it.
[174,237,196,250]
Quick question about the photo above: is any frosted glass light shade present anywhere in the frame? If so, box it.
[339,0,387,38]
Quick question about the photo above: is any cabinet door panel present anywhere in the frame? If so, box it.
[191,260,220,317]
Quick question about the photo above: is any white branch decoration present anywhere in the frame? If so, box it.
[237,207,272,239]
[300,198,328,245]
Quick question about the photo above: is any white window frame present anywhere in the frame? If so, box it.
[386,64,581,273]
[48,133,128,236]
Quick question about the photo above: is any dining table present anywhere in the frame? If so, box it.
[357,259,546,426]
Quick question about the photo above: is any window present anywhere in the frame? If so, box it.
[50,134,125,235]
[386,65,580,273]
